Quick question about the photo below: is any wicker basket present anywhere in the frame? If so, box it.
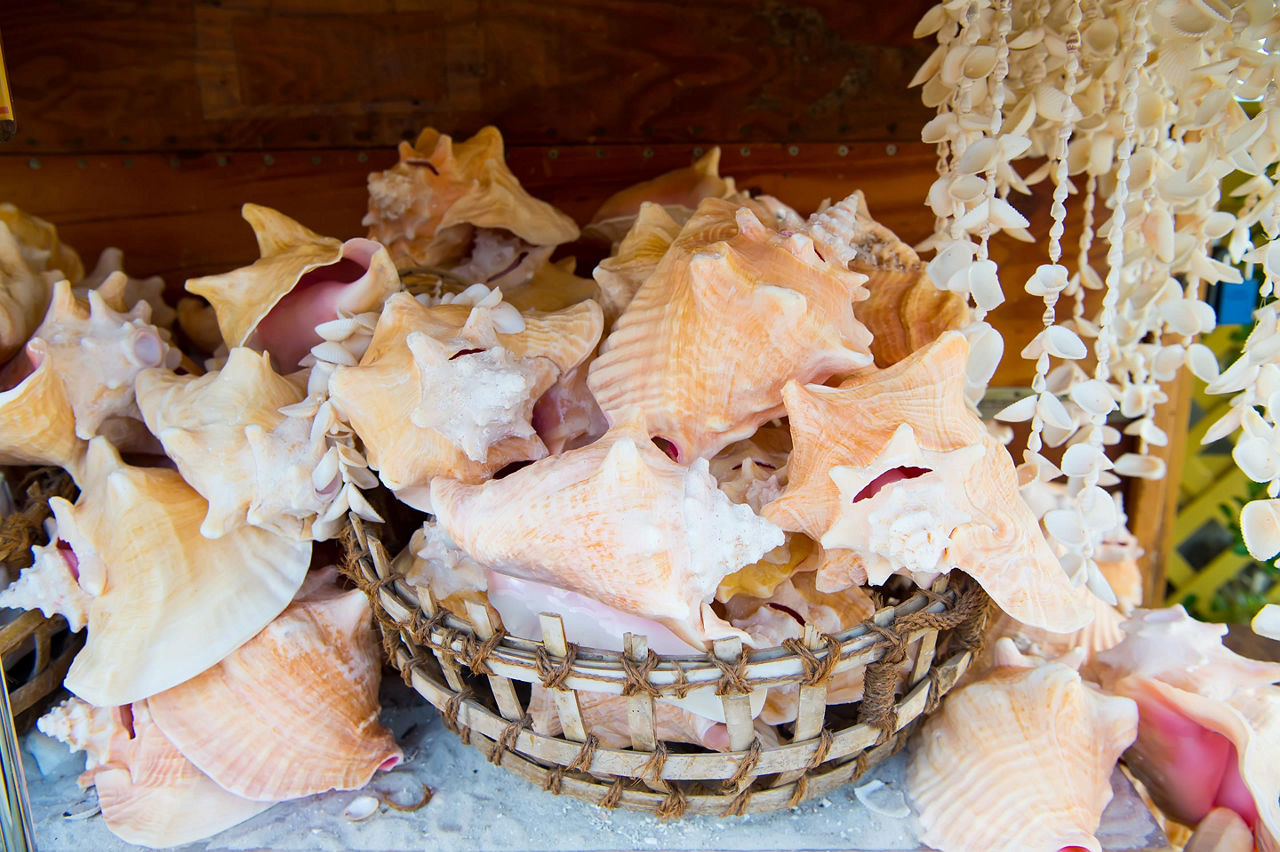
[341,515,990,817]
[0,467,84,733]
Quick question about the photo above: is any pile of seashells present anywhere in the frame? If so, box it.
[0,104,1277,851]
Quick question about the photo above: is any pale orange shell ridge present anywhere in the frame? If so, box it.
[365,126,578,269]
[430,410,785,647]
[0,220,56,364]
[148,579,401,801]
[529,684,731,751]
[907,660,1138,852]
[807,191,968,369]
[38,698,272,848]
[585,147,740,245]
[0,337,85,476]
[329,293,602,509]
[135,348,314,539]
[588,198,873,463]
[0,203,84,283]
[58,439,312,706]
[593,202,684,324]
[501,256,600,314]
[764,331,1091,633]
[185,204,400,364]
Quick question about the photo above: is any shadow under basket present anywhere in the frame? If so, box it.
[341,515,991,818]
[0,467,84,733]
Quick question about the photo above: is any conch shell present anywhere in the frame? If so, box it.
[1091,608,1280,850]
[51,439,311,706]
[529,684,731,751]
[76,246,175,330]
[907,642,1139,852]
[148,571,402,801]
[38,698,273,849]
[0,337,85,475]
[593,202,683,323]
[329,291,602,510]
[0,204,82,362]
[430,410,785,647]
[136,347,377,541]
[185,204,401,372]
[763,331,1091,633]
[588,198,874,462]
[32,278,177,441]
[364,126,579,270]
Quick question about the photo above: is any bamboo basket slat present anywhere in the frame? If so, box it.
[341,514,989,817]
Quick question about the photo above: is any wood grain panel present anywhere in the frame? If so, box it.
[0,0,936,153]
[0,141,1088,389]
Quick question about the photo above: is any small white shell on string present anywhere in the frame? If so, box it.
[1061,443,1112,478]
[1241,499,1280,561]
[1112,453,1167,480]
[1253,604,1280,641]
[1068,380,1117,417]
[1233,436,1280,483]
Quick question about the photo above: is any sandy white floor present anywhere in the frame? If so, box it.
[19,680,1167,852]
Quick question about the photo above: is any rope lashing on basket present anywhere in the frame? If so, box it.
[542,732,601,794]
[710,649,751,696]
[781,633,841,687]
[598,777,627,809]
[0,468,74,567]
[787,775,810,809]
[668,658,692,699]
[722,737,763,790]
[721,785,755,817]
[620,648,661,697]
[655,780,688,820]
[805,728,835,771]
[534,642,579,690]
[441,686,475,745]
[396,650,432,688]
[490,712,532,766]
[462,629,505,677]
[637,740,669,782]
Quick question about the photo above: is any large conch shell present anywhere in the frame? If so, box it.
[529,684,731,751]
[1091,608,1280,850]
[0,337,85,475]
[38,698,273,848]
[51,439,311,706]
[588,198,874,462]
[136,347,377,541]
[430,410,785,647]
[32,278,177,441]
[907,641,1139,852]
[329,291,602,510]
[185,204,400,372]
[807,192,969,368]
[763,331,1091,633]
[148,570,401,801]
[364,126,579,270]
[0,205,82,363]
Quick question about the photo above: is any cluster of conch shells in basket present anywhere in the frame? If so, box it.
[1,112,1276,852]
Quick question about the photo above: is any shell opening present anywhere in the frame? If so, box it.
[448,348,485,361]
[116,705,136,740]
[493,459,535,479]
[0,347,36,392]
[56,539,80,582]
[377,755,401,772]
[130,329,166,368]
[651,436,680,462]
[852,466,931,502]
[767,602,805,626]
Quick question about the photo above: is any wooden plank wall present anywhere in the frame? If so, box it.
[0,1,1187,600]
